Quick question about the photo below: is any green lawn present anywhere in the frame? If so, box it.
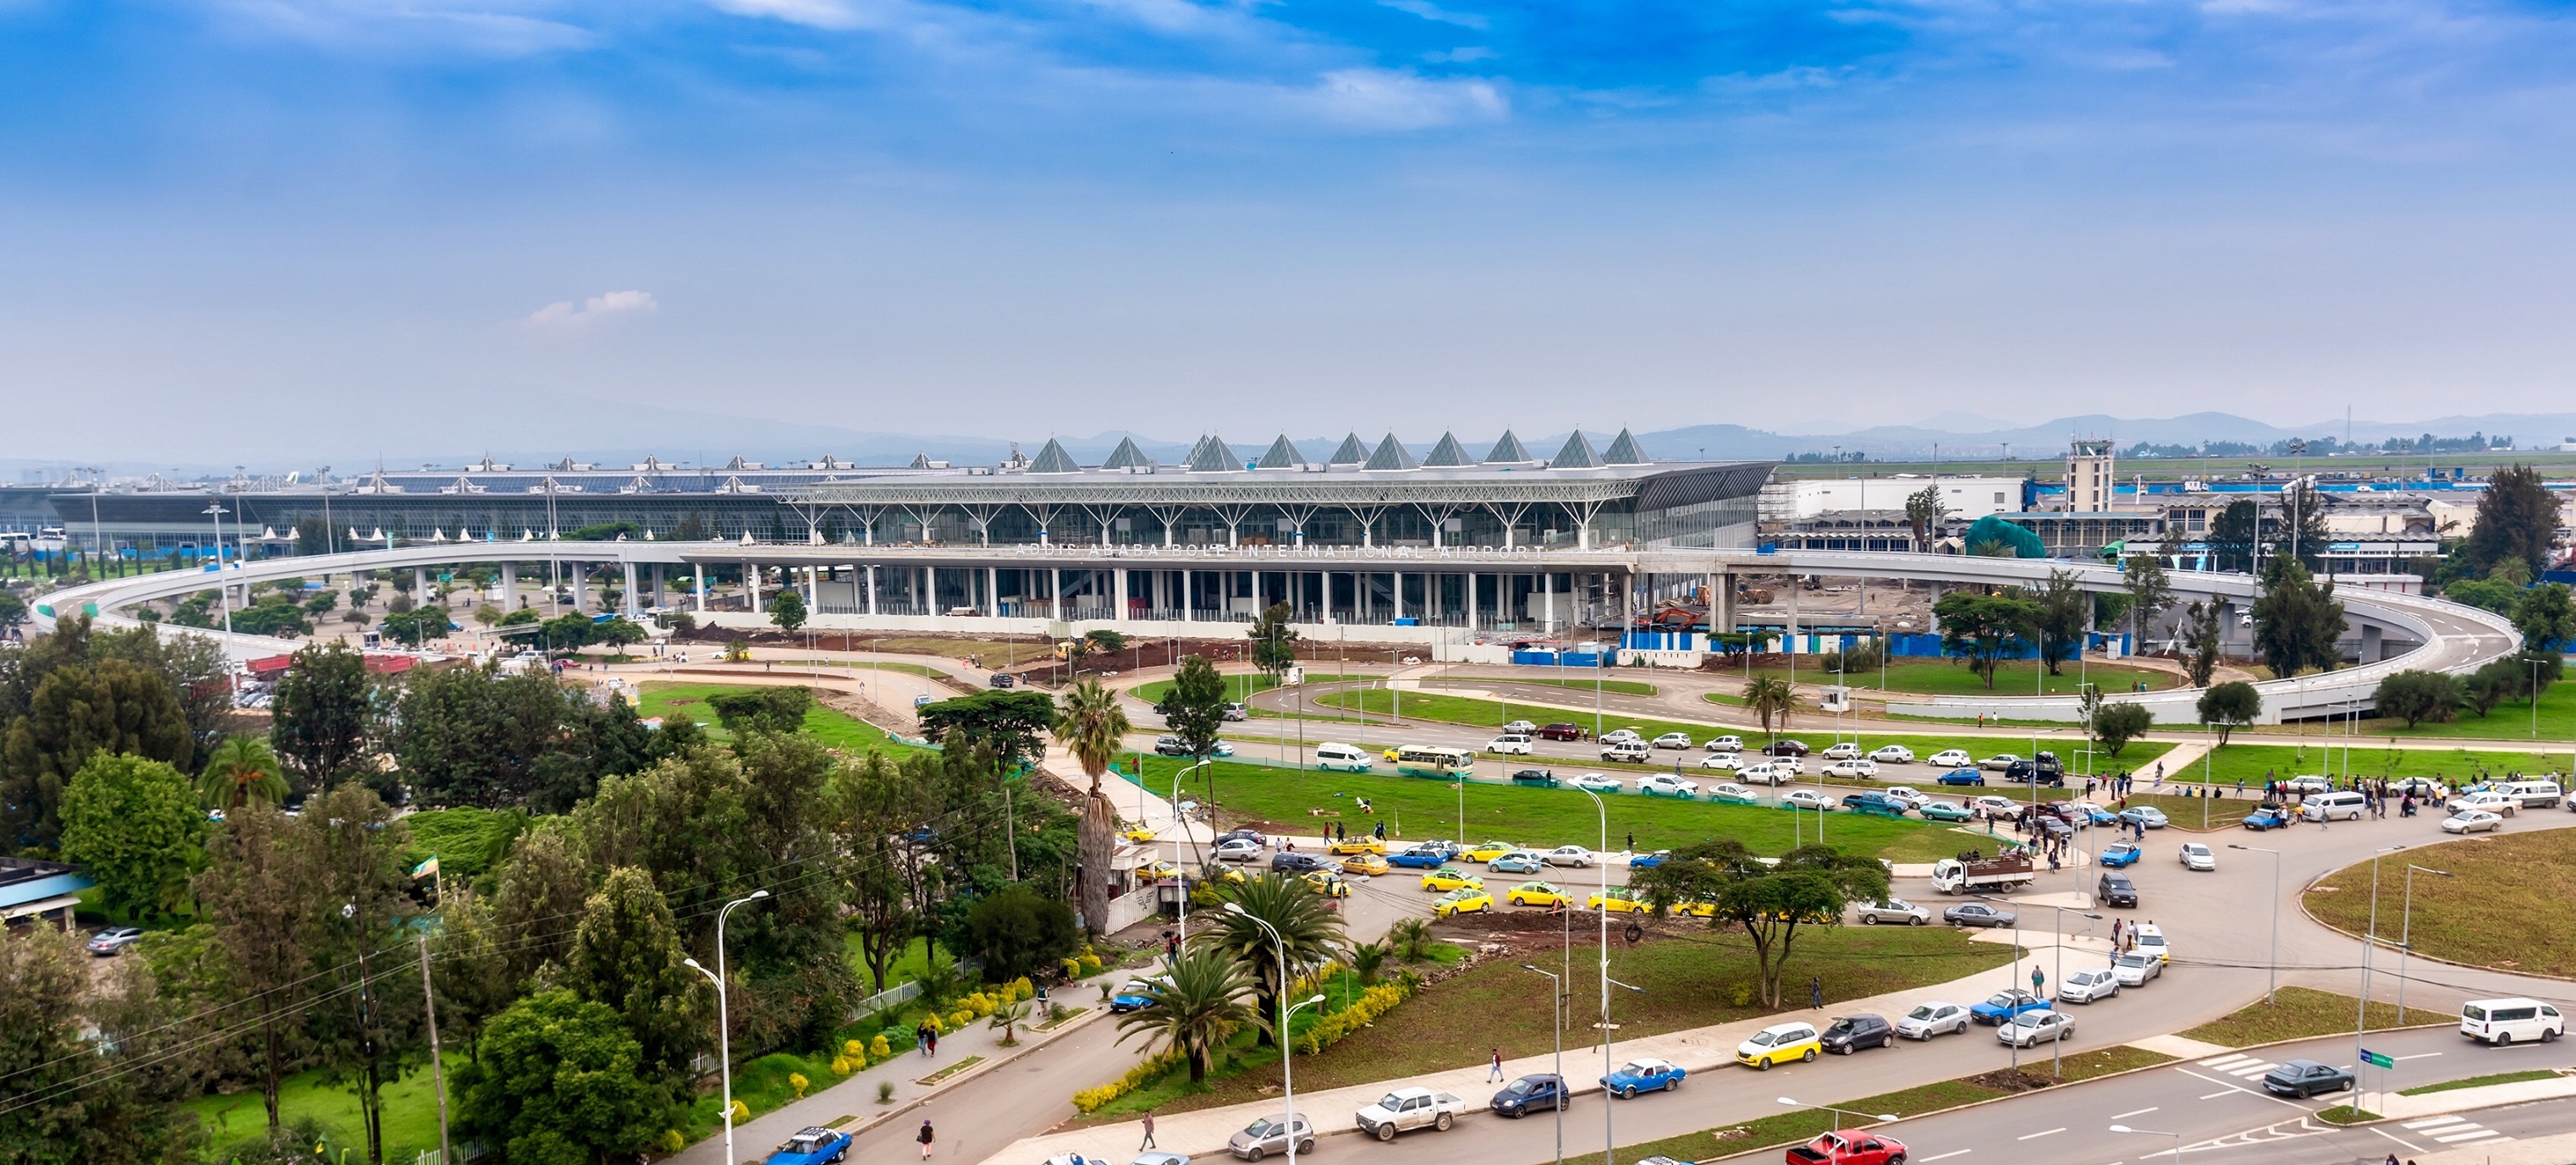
[1741,658,2180,697]
[1118,757,1979,862]
[638,681,925,757]
[2260,678,2576,744]
[1313,689,2171,770]
[187,1062,449,1162]
[1132,673,1366,714]
[2178,986,2414,1047]
[2401,1069,2562,1096]
[845,934,941,995]
[2306,831,2576,979]
[1433,675,1659,697]
[402,806,520,880]
[2161,741,2571,787]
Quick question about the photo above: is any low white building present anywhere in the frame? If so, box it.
[1757,475,2018,525]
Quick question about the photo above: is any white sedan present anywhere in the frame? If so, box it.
[1601,728,1644,745]
[1781,789,1835,811]
[1929,749,1974,767]
[1486,735,1536,756]
[1543,845,1598,868]
[1871,745,1917,764]
[2179,843,2217,871]
[1502,719,1538,734]
[1704,735,1745,752]
[1637,775,1698,799]
[1979,754,2022,772]
[1214,838,1264,862]
[1570,772,1626,794]
[1881,786,1929,808]
[2442,810,2505,834]
[1968,795,2020,818]
[1652,732,1696,750]
[1739,762,1796,787]
[1821,742,1863,761]
[1698,753,1745,772]
[1823,758,1879,779]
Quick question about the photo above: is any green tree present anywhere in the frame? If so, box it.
[2445,577,2525,615]
[379,606,451,648]
[768,587,808,633]
[472,603,504,628]
[2208,499,2260,573]
[270,641,374,793]
[707,686,813,735]
[537,612,595,651]
[195,804,321,1132]
[2120,553,2175,646]
[453,990,670,1165]
[917,689,1060,770]
[301,783,424,1165]
[1247,601,1299,682]
[1627,840,1888,1008]
[0,589,27,632]
[2,658,195,851]
[828,752,932,992]
[1902,484,1948,549]
[1054,678,1131,931]
[2512,582,2573,659]
[568,866,705,1085]
[1114,945,1255,1083]
[2464,657,2525,717]
[2250,558,2346,679]
[1743,675,1799,739]
[389,666,650,811]
[960,882,1082,982]
[60,753,206,920]
[196,734,289,812]
[2089,701,2154,757]
[1932,589,2041,690]
[0,926,199,1165]
[2372,669,2461,728]
[1154,654,1227,761]
[593,617,648,651]
[1082,629,1127,656]
[2196,680,2263,745]
[2271,480,2331,570]
[2180,600,2226,686]
[490,824,594,985]
[1197,874,1349,1047]
[2466,464,2557,580]
[2032,569,2089,676]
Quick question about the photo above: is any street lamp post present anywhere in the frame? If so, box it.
[1602,975,1644,1165]
[1173,758,1212,938]
[680,889,769,1165]
[1224,903,1317,1165]
[2041,905,2103,1075]
[202,501,238,697]
[1520,964,1566,1165]
[1776,1097,1900,1137]
[2396,864,2452,1023]
[2109,1124,2183,1162]
[2356,845,2405,1080]
[1973,893,2024,1071]
[2226,844,2282,1004]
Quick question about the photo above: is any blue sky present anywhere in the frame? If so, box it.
[4,0,2574,464]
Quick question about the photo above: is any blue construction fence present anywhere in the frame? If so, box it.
[1511,651,1610,667]
[1617,629,2131,659]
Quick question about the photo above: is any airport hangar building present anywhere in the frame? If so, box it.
[61,430,1770,637]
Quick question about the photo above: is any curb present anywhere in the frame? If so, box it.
[731,1004,1112,1162]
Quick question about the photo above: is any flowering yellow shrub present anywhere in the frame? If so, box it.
[922,1014,944,1034]
[832,1056,856,1074]
[788,1073,810,1099]
[949,1009,974,1030]
[845,1039,866,1059]
[870,1034,893,1059]
[1071,1047,1186,1113]
[1293,982,1413,1056]
[1008,976,1035,1002]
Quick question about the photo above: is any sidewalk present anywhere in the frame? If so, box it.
[984,927,2104,1165]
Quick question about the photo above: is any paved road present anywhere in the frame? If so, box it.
[1703,1025,2576,1165]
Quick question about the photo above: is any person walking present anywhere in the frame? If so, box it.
[1141,1113,1158,1151]
[1810,975,1823,1011]
[918,1119,936,1160]
[916,1021,932,1056]
[1489,1048,1505,1081]
[927,1025,939,1058]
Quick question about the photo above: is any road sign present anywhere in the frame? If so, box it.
[2360,1049,2394,1069]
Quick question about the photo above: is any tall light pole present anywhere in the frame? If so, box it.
[203,501,237,696]
[1975,892,2024,1071]
[682,889,769,1165]
[2227,844,2282,1004]
[1601,975,1644,1165]
[2041,905,2103,1076]
[2395,863,2452,1023]
[1519,964,1565,1165]
[1225,903,1318,1165]
[1775,1097,1899,1137]
[2356,845,2404,1078]
[2109,1124,2183,1162]
[1173,758,1212,937]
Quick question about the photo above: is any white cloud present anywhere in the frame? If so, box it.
[526,289,658,327]
[1423,46,1495,63]
[704,0,874,30]
[1304,69,1506,129]
[1379,0,1487,30]
[201,0,592,56]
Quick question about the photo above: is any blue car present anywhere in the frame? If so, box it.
[1968,990,2051,1025]
[2099,843,2143,868]
[1488,852,1544,874]
[1109,989,1156,1014]
[1599,1057,1686,1098]
[1627,850,1671,870]
[2078,805,2120,827]
[2241,806,2292,831]
[763,1127,851,1165]
[1935,769,1987,787]
[1388,845,1450,869]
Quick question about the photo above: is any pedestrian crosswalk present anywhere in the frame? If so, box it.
[2401,1115,2512,1146]
[2195,1053,2284,1080]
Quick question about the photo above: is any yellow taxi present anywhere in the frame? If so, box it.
[1588,887,1654,914]
[1505,882,1571,909]
[1120,825,1159,844]
[1340,853,1391,877]
[1420,866,1484,893]
[1461,840,1519,863]
[1671,898,1717,919]
[1736,1021,1822,1070]
[1205,865,1248,885]
[1302,871,1352,898]
[1136,860,1179,881]
[1432,887,1493,918]
[1327,836,1387,856]
[1383,746,1405,763]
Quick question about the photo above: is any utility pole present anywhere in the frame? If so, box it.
[418,932,450,1164]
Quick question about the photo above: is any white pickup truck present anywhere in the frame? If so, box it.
[1354,1086,1467,1140]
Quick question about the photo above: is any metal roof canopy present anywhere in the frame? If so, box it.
[784,462,1758,507]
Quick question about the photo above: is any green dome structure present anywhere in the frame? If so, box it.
[1962,514,2047,558]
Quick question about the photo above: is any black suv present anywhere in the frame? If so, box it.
[988,673,1016,689]
[2096,871,2138,908]
[1270,852,1326,873]
[2005,752,2066,787]
[1819,1014,1895,1054]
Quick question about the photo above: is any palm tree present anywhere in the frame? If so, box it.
[1114,946,1254,1083]
[1744,676,1800,740]
[987,997,1036,1046]
[1386,918,1433,962]
[1349,939,1390,986]
[1054,679,1132,935]
[1197,875,1350,1047]
[196,736,289,812]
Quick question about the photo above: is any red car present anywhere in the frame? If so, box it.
[1536,723,1588,741]
[1786,1130,1907,1165]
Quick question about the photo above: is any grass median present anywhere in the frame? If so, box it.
[1741,659,2180,698]
[2305,831,2576,978]
[2159,741,2571,786]
[639,681,925,756]
[2177,986,2414,1047]
[1119,757,1982,862]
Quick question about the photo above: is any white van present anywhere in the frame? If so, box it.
[2500,780,2563,811]
[2460,997,2564,1046]
[2301,791,2368,822]
[1314,743,1373,773]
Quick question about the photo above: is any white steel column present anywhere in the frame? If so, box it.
[1393,573,1405,620]
[1052,569,1064,621]
[1543,571,1555,635]
[624,562,640,618]
[1115,569,1129,619]
[1466,573,1478,631]
[501,563,518,612]
[866,565,878,615]
[694,567,706,613]
[988,567,999,617]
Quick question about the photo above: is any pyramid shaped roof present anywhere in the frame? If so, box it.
[1255,435,1307,469]
[1420,431,1472,467]
[1327,432,1369,464]
[1549,431,1602,470]
[1027,438,1081,474]
[908,452,933,470]
[1484,429,1533,463]
[1601,428,1649,465]
[1362,433,1417,471]
[1184,435,1241,472]
[1100,436,1150,470]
